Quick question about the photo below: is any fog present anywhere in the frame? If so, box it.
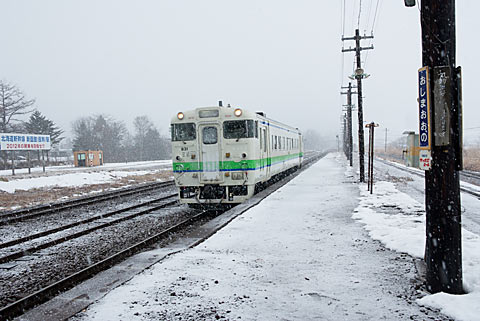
[0,1,479,147]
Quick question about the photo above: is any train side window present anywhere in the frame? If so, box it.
[223,120,255,139]
[255,121,258,138]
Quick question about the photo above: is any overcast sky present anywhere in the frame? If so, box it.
[1,1,479,146]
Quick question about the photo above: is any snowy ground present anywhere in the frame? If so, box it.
[368,159,480,321]
[71,153,477,321]
[0,160,172,178]
[0,160,173,211]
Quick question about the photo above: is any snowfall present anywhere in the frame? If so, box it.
[3,154,480,320]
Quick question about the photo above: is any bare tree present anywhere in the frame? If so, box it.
[133,116,170,161]
[0,81,35,168]
[0,81,35,133]
[133,115,153,161]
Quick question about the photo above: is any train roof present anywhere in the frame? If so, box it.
[171,106,301,134]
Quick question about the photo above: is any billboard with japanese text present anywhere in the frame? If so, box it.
[0,133,51,151]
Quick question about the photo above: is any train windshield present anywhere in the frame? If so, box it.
[223,120,255,139]
[171,123,196,141]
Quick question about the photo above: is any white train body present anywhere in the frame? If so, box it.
[171,106,303,205]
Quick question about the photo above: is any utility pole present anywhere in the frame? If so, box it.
[384,128,388,153]
[342,29,373,182]
[344,121,347,157]
[341,82,357,167]
[407,0,463,294]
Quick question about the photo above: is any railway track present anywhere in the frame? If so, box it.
[0,180,175,224]
[461,169,480,181]
[0,208,216,321]
[0,152,326,320]
[0,193,177,263]
[377,158,480,199]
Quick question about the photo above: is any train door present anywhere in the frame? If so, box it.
[259,127,266,178]
[199,124,223,183]
[265,126,271,178]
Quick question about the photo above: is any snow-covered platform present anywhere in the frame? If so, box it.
[64,153,455,321]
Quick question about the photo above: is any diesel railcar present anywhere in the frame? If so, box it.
[171,105,303,205]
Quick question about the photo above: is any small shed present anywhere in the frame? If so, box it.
[403,131,419,168]
[74,150,103,167]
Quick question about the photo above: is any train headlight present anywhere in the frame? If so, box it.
[232,172,244,180]
[177,112,184,120]
[234,108,242,117]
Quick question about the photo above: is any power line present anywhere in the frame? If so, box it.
[364,0,382,69]
[371,0,381,32]
[357,0,363,28]
[365,0,373,32]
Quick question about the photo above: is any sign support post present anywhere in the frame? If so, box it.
[420,0,463,294]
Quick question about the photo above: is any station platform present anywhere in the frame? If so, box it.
[31,153,449,321]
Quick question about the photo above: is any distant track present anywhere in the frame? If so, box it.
[377,158,480,199]
[461,170,480,181]
[0,180,175,225]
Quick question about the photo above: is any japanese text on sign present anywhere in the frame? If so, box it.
[418,67,431,150]
[0,133,51,151]
[419,150,432,171]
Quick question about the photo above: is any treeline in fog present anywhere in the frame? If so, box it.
[72,114,170,163]
[0,80,170,169]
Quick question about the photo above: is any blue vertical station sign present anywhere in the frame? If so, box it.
[418,67,431,150]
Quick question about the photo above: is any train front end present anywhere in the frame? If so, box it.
[171,106,257,206]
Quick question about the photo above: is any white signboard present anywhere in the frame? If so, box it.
[419,149,432,170]
[0,133,51,151]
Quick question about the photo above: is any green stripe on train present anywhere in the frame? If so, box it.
[173,153,303,172]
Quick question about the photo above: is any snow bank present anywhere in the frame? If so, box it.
[0,160,172,177]
[353,180,480,321]
[0,170,153,193]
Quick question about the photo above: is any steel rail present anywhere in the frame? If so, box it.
[461,170,480,180]
[0,193,177,251]
[0,180,175,225]
[0,208,214,321]
[377,158,480,199]
[0,194,178,264]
